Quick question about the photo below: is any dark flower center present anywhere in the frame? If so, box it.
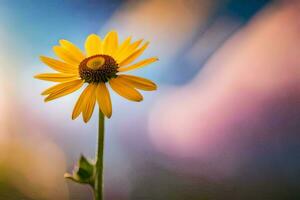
[79,55,118,83]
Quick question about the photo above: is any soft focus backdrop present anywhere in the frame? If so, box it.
[0,0,300,199]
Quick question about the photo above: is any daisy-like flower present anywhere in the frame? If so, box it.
[35,31,158,122]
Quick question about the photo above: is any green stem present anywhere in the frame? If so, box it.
[94,109,105,200]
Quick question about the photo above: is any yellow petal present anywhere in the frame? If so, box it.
[72,88,88,120]
[117,75,157,91]
[102,31,118,56]
[40,56,78,74]
[59,40,85,61]
[44,80,84,102]
[82,84,97,123]
[116,39,143,63]
[72,84,94,120]
[34,73,79,82]
[85,34,102,57]
[113,36,131,58]
[96,83,112,118]
[118,57,158,72]
[42,79,84,95]
[118,41,149,67]
[109,77,143,102]
[53,46,82,66]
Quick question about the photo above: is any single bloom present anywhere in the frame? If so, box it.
[35,31,158,122]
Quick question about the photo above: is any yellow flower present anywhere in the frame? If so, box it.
[35,31,158,122]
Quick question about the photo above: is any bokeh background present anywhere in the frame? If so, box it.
[0,0,300,199]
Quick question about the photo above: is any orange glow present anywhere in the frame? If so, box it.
[104,0,218,59]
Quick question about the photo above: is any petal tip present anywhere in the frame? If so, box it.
[105,113,112,119]
[89,33,98,37]
[52,46,60,52]
[110,30,118,34]
[34,74,41,79]
[59,39,65,44]
[39,55,46,61]
[72,112,80,120]
[152,85,158,91]
[137,97,143,102]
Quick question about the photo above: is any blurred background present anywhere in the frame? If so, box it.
[0,0,300,199]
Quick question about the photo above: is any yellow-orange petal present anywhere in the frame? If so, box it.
[116,39,143,63]
[112,36,131,58]
[82,84,97,123]
[118,41,149,67]
[59,40,85,61]
[72,84,92,120]
[109,77,143,102]
[40,56,78,74]
[34,73,79,82]
[96,83,112,118]
[102,31,118,56]
[116,75,157,91]
[85,34,102,57]
[118,57,158,72]
[53,46,82,66]
[44,80,84,102]
[42,79,84,96]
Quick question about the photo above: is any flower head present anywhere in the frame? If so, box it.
[35,31,158,122]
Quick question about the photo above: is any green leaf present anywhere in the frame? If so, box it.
[64,154,95,185]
